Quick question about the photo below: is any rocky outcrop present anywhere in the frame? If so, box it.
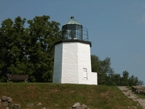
[0,96,89,109]
[132,85,145,95]
[117,86,145,109]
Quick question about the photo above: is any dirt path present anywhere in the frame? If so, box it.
[117,86,145,109]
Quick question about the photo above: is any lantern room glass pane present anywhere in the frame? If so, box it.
[62,24,83,40]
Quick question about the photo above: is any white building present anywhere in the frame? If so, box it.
[53,16,97,85]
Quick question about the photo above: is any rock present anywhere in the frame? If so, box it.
[132,85,145,95]
[0,95,42,109]
[123,90,128,92]
[73,102,81,107]
[0,96,89,109]
[132,106,137,109]
[138,90,145,95]
[82,104,87,108]
[70,102,89,109]
[26,103,34,107]
[37,102,42,106]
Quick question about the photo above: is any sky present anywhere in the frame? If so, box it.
[0,0,145,85]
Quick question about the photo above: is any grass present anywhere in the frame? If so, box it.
[127,86,145,99]
[0,82,144,109]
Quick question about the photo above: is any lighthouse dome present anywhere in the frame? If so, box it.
[63,16,82,26]
[62,16,85,41]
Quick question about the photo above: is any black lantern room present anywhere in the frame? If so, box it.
[62,16,88,41]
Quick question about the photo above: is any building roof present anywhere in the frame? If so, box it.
[63,16,82,26]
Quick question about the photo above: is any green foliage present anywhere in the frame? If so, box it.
[91,55,115,85]
[24,15,62,82]
[91,55,144,86]
[0,15,62,82]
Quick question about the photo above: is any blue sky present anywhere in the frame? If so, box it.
[0,0,145,85]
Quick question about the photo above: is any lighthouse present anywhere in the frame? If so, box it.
[53,16,98,85]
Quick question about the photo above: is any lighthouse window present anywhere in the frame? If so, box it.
[83,68,88,80]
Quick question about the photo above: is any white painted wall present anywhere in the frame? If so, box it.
[78,43,91,84]
[53,43,62,83]
[77,43,97,85]
[53,41,97,85]
[61,42,79,84]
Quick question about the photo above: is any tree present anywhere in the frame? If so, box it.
[91,55,144,86]
[0,15,62,82]
[24,15,62,82]
[91,55,115,85]
[120,70,129,86]
[109,73,121,86]
[91,55,100,73]
[0,27,8,82]
[0,16,30,82]
[128,75,144,86]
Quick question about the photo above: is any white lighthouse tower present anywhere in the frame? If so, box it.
[53,16,97,85]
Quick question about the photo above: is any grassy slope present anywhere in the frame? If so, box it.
[0,82,143,109]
